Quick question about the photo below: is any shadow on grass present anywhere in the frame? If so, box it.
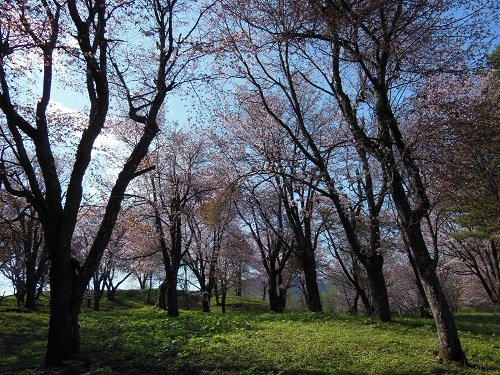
[454,313,500,336]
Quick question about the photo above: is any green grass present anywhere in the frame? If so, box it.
[0,292,499,374]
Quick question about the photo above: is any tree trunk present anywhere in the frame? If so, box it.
[301,251,322,312]
[268,277,282,313]
[278,286,287,312]
[137,274,147,289]
[93,277,104,311]
[235,270,242,296]
[15,286,26,309]
[349,291,359,314]
[221,290,227,313]
[24,258,37,311]
[358,288,371,315]
[405,236,433,318]
[214,283,221,306]
[364,257,391,322]
[393,181,466,363]
[93,289,103,311]
[157,279,168,310]
[202,290,211,313]
[45,255,81,365]
[147,274,153,305]
[166,278,179,317]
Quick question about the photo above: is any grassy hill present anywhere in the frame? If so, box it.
[0,290,499,374]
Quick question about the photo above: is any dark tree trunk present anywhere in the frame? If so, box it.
[221,290,227,313]
[214,283,221,306]
[137,274,147,289]
[166,278,179,317]
[202,290,211,313]
[278,286,287,312]
[107,288,116,301]
[93,288,105,311]
[45,254,81,365]
[418,290,433,319]
[364,257,391,322]
[268,277,283,313]
[93,292,102,311]
[15,285,26,308]
[349,291,359,314]
[147,274,153,305]
[93,277,104,311]
[404,234,433,318]
[301,250,322,312]
[235,270,242,296]
[358,288,371,314]
[157,279,168,310]
[24,259,37,310]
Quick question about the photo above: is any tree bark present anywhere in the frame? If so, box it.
[268,277,283,313]
[301,250,323,312]
[45,252,81,365]
[202,290,211,313]
[364,257,391,322]
[24,257,37,310]
[157,279,168,310]
[166,277,179,317]
[392,177,466,363]
[221,290,227,313]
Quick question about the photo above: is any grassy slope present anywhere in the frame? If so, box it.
[0,291,498,375]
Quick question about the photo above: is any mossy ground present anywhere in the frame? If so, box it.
[0,292,498,374]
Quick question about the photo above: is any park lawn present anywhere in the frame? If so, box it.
[0,294,498,374]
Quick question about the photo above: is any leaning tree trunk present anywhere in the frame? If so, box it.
[408,252,433,318]
[392,178,466,364]
[364,87,466,363]
[405,221,465,363]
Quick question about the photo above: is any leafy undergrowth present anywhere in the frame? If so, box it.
[0,293,499,375]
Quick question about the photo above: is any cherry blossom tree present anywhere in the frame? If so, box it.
[213,0,392,320]
[0,193,47,309]
[0,0,211,364]
[130,128,213,316]
[409,70,499,305]
[302,0,492,363]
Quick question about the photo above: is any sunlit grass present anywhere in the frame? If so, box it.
[1,292,499,374]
